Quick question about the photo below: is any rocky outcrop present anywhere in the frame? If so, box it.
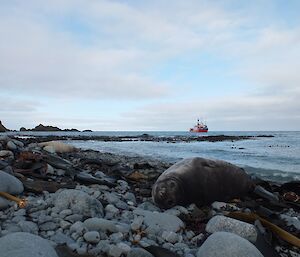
[20,124,80,132]
[0,121,9,132]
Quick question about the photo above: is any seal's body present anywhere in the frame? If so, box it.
[152,157,253,209]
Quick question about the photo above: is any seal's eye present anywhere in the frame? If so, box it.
[169,181,176,188]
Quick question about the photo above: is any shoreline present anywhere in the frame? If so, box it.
[0,135,299,257]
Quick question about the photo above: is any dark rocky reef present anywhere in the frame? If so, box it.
[20,124,80,132]
[0,121,9,132]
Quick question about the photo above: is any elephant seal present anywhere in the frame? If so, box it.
[152,157,253,209]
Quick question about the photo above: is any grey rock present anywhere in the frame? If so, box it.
[83,217,118,233]
[124,192,136,204]
[0,232,58,257]
[0,150,14,158]
[0,170,24,194]
[280,214,300,230]
[39,222,58,231]
[59,209,73,218]
[12,139,24,148]
[131,216,144,231]
[206,215,257,242]
[65,214,83,223]
[83,231,100,243]
[18,221,39,234]
[53,189,103,217]
[162,231,181,243]
[134,209,184,234]
[138,201,160,212]
[50,231,74,245]
[127,248,155,257]
[196,232,264,257]
[60,220,71,229]
[7,141,17,151]
[70,221,86,235]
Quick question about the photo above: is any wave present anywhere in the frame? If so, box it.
[242,165,300,182]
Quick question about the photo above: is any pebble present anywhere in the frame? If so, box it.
[0,232,58,257]
[39,222,58,231]
[205,215,257,243]
[18,221,39,234]
[196,232,264,257]
[83,231,100,243]
[162,231,182,243]
[127,248,155,257]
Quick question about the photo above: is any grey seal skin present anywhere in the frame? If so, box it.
[152,157,254,209]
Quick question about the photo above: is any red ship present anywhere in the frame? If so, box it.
[189,119,208,133]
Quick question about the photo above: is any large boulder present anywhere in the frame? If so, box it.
[52,189,103,217]
[196,232,263,257]
[0,232,58,257]
[206,215,257,242]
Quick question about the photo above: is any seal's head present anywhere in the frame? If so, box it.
[152,177,185,209]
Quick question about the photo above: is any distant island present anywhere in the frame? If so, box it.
[0,121,92,132]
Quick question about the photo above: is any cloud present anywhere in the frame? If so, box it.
[0,1,299,130]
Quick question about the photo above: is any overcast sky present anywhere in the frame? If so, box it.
[1,0,300,131]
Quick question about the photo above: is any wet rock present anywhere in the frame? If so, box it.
[0,160,9,169]
[127,248,155,257]
[53,189,103,217]
[280,214,300,230]
[6,141,17,151]
[0,150,14,158]
[206,215,257,243]
[196,232,263,257]
[83,231,100,243]
[134,209,184,234]
[0,232,58,257]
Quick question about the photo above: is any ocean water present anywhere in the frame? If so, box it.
[8,131,300,182]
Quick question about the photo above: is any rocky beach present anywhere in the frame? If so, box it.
[0,135,299,257]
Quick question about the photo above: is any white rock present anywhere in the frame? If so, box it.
[0,170,24,194]
[39,141,76,153]
[206,215,257,243]
[131,216,144,231]
[162,231,181,243]
[0,232,58,257]
[196,232,263,257]
[53,189,103,217]
[134,209,184,234]
[83,231,100,243]
[280,214,300,230]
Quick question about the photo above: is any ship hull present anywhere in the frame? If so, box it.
[190,128,208,133]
